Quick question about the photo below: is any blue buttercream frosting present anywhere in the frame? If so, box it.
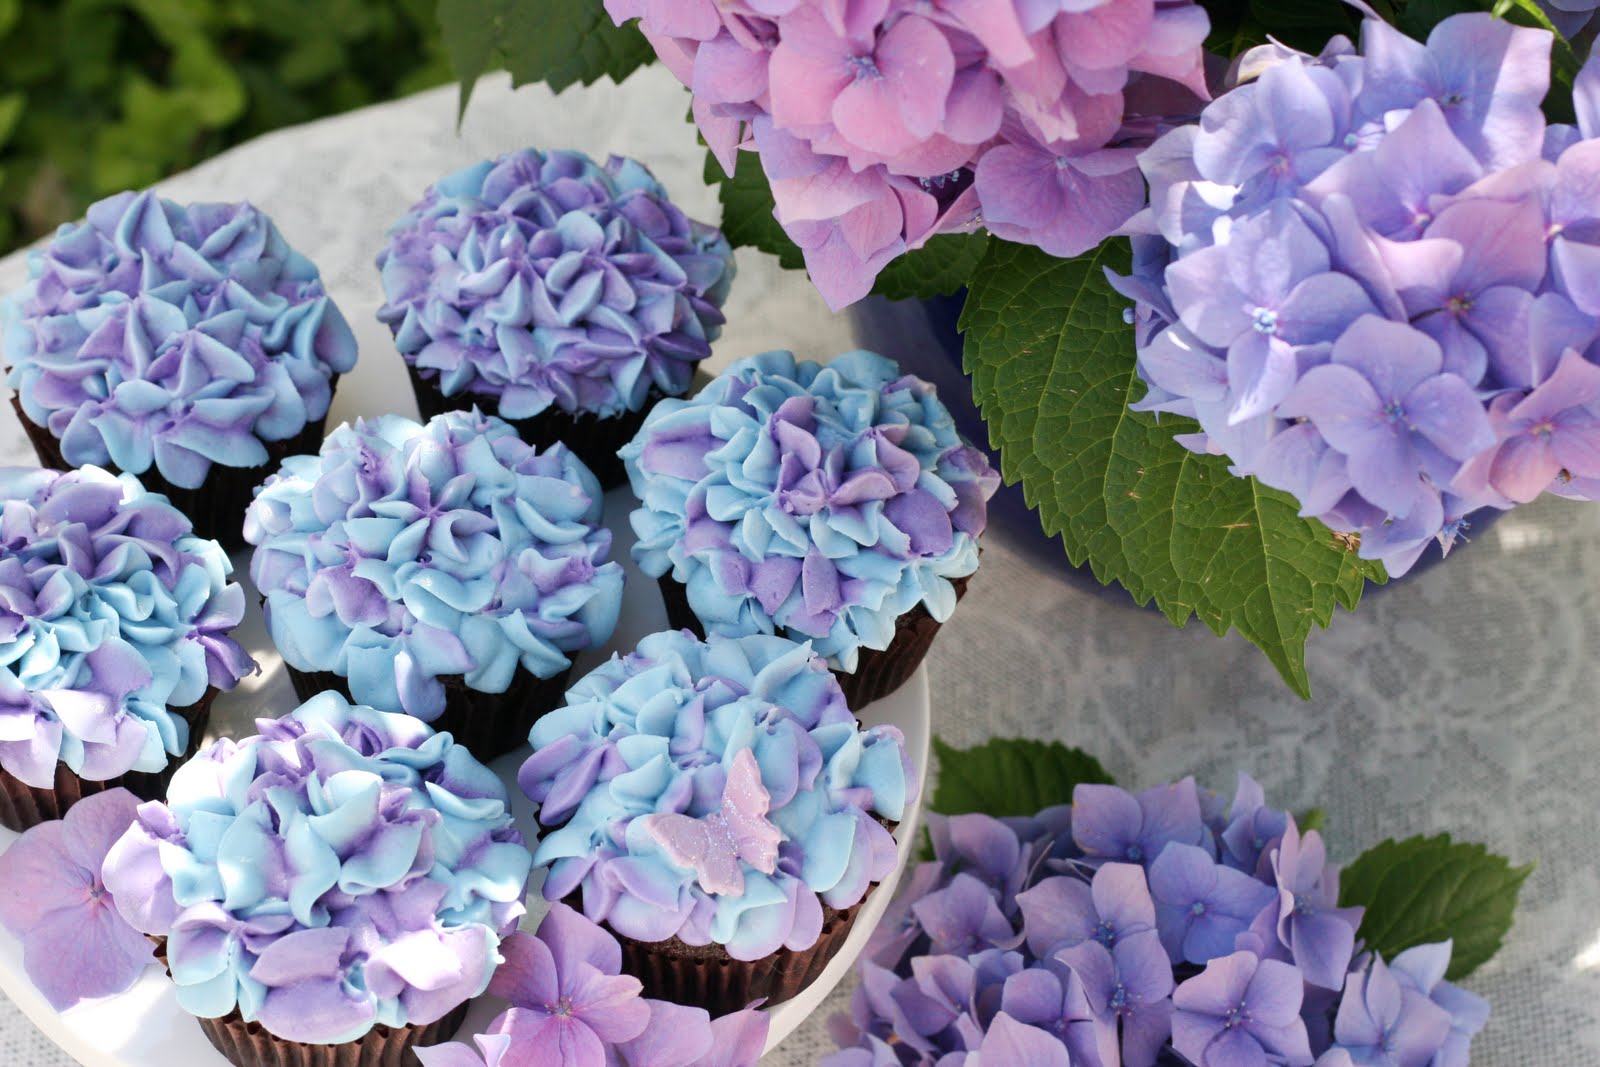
[620,350,998,673]
[0,465,254,788]
[102,691,532,1044]
[3,192,358,488]
[244,409,624,721]
[518,630,915,961]
[375,148,735,420]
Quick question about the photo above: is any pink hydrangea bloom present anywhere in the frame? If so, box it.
[609,0,1211,308]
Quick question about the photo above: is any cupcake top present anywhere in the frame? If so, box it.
[375,148,735,421]
[621,350,998,672]
[0,466,254,788]
[103,692,532,1045]
[2,191,358,488]
[520,630,915,962]
[244,409,624,720]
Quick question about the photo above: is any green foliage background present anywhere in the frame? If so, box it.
[0,0,450,256]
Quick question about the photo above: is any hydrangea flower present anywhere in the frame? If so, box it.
[416,903,768,1067]
[376,148,734,420]
[1115,12,1600,576]
[0,466,254,789]
[244,409,623,720]
[0,788,154,1009]
[826,774,1485,1067]
[606,0,1211,308]
[3,191,357,487]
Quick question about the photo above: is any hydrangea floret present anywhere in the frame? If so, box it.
[1114,11,1600,576]
[416,903,769,1067]
[376,148,735,420]
[519,630,915,961]
[621,350,998,674]
[244,409,623,720]
[2,191,357,487]
[604,0,1212,308]
[0,466,254,788]
[825,775,1488,1067]
[102,692,533,1045]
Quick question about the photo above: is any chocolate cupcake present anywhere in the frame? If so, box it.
[103,692,531,1067]
[620,350,999,708]
[374,148,735,488]
[1,191,357,546]
[244,408,624,761]
[0,466,255,830]
[519,630,916,1017]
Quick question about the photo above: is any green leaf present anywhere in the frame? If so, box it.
[436,0,654,117]
[1298,808,1327,834]
[872,233,989,301]
[706,147,805,270]
[0,93,23,149]
[1340,834,1533,980]
[960,239,1385,699]
[930,737,1114,818]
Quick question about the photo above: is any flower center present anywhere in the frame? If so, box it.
[1383,401,1406,426]
[1223,1003,1252,1029]
[1293,892,1315,916]
[1109,983,1129,1013]
[1125,843,1144,862]
[847,53,880,81]
[1094,920,1118,947]
[1446,294,1472,316]
[1190,900,1208,916]
[1440,91,1464,108]
[551,996,575,1017]
[1251,307,1279,335]
[1533,421,1555,442]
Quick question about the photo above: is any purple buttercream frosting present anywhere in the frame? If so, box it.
[621,350,999,672]
[0,465,254,788]
[102,691,532,1045]
[520,630,916,961]
[375,148,735,420]
[244,409,624,720]
[2,191,358,488]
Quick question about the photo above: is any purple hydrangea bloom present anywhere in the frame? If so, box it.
[1171,951,1314,1067]
[607,0,1211,308]
[376,149,733,420]
[1071,779,1205,866]
[1149,843,1277,965]
[1267,823,1366,991]
[1118,12,1600,577]
[1317,953,1453,1067]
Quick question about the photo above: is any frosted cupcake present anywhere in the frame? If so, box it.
[244,408,624,760]
[104,692,532,1067]
[2,191,357,546]
[520,630,915,1016]
[0,466,254,830]
[375,148,735,487]
[621,350,998,707]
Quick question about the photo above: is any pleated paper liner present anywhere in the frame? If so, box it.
[655,573,971,709]
[10,385,340,549]
[405,362,661,490]
[152,938,467,1067]
[286,663,575,763]
[567,890,872,1020]
[0,687,218,832]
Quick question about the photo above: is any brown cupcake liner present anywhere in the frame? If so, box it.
[0,686,218,832]
[655,573,971,709]
[11,384,339,549]
[195,1001,469,1067]
[286,662,574,763]
[405,362,661,490]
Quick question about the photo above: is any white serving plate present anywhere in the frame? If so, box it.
[0,484,931,1065]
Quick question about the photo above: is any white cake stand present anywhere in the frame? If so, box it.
[0,486,931,1064]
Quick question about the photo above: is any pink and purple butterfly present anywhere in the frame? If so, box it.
[640,747,784,896]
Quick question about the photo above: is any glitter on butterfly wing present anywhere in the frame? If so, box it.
[641,747,785,895]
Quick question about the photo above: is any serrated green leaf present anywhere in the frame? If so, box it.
[960,239,1385,699]
[872,233,988,301]
[707,147,805,270]
[930,737,1114,818]
[437,0,655,118]
[1340,834,1533,979]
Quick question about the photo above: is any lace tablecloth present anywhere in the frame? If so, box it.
[1,67,1595,1066]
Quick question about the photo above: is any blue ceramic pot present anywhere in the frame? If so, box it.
[848,291,1498,594]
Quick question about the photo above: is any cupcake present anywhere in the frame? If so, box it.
[103,692,532,1067]
[244,408,624,760]
[374,148,735,487]
[0,466,255,831]
[519,630,915,1017]
[620,350,998,708]
[1,191,357,546]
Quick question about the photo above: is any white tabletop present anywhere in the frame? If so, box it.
[1,66,1596,1065]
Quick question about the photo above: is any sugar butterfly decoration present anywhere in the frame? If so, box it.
[641,747,784,896]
